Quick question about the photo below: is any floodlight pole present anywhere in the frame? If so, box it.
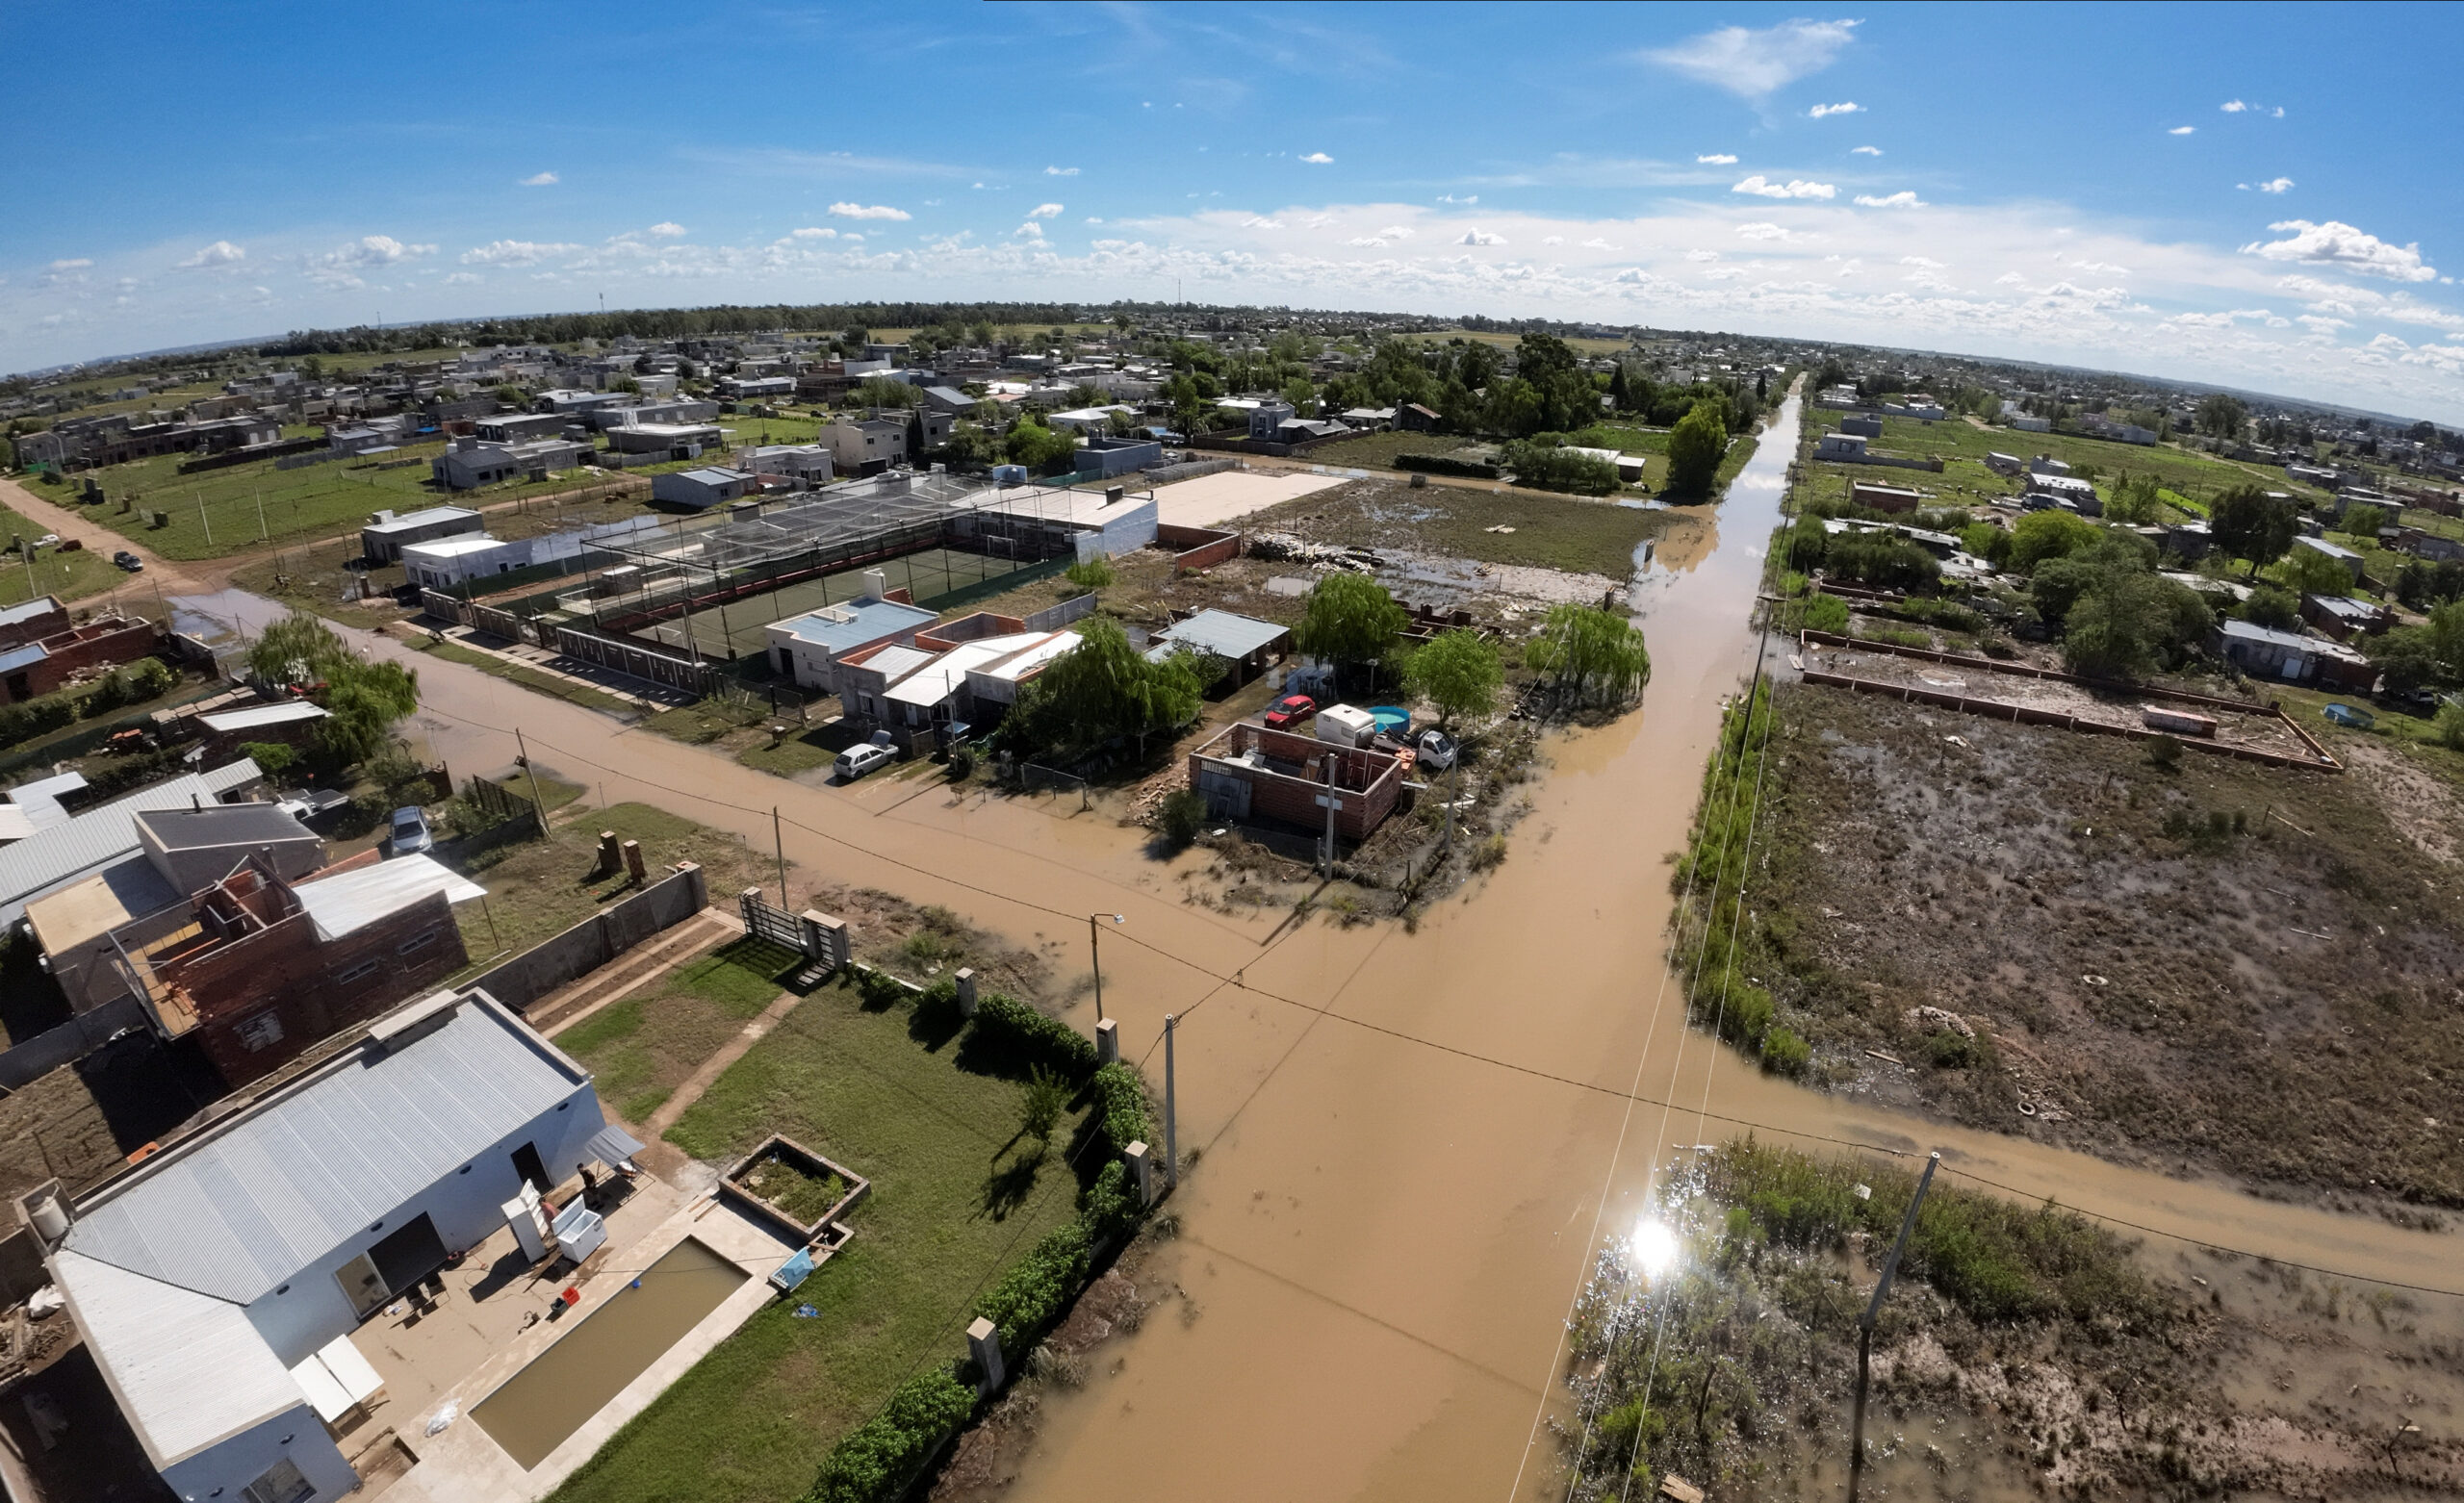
[1850,1151,1939,1503]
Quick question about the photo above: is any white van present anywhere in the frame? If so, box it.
[834,742,896,781]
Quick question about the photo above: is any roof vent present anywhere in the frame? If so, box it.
[367,989,465,1056]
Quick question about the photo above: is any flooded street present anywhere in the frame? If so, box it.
[164,391,2459,1502]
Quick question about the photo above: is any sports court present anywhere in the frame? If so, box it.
[1153,469,1346,528]
[633,545,1043,659]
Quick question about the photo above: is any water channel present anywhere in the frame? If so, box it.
[160,392,2458,1498]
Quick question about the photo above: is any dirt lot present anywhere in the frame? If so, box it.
[1745,679,2464,1213]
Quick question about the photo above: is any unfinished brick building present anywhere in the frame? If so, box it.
[112,852,478,1085]
[0,615,161,703]
[1187,723,1406,843]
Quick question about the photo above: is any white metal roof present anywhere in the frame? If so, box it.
[362,505,479,534]
[61,992,588,1305]
[52,1248,306,1468]
[855,643,935,683]
[886,633,1045,707]
[197,701,329,733]
[972,629,1080,684]
[0,596,61,629]
[1150,609,1289,663]
[290,853,485,941]
[0,761,262,927]
[400,535,508,560]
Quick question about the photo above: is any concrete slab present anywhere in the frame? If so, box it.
[1153,469,1343,528]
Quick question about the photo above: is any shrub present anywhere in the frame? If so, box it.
[1469,834,1508,871]
[1759,1025,1811,1077]
[1090,1061,1150,1156]
[1018,1066,1070,1143]
[2146,734,2182,770]
[1157,787,1207,847]
[1500,441,1620,495]
[969,994,1099,1081]
[946,748,974,780]
[0,694,77,750]
[973,1218,1092,1351]
[855,967,914,1006]
[807,1370,976,1503]
[1393,451,1499,480]
[1923,1028,1982,1069]
[2437,702,2464,752]
[1080,1159,1142,1246]
[1063,556,1115,591]
[239,740,298,778]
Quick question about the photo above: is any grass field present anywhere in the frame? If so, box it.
[557,937,801,1124]
[1303,430,1483,471]
[1254,477,1669,577]
[0,500,132,606]
[1853,414,2328,504]
[545,973,1093,1503]
[642,545,1047,659]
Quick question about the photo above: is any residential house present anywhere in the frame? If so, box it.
[429,437,590,491]
[2029,455,2073,476]
[2290,534,2366,584]
[470,412,569,444]
[0,614,161,703]
[1850,481,1924,514]
[836,629,1078,734]
[2213,619,2374,688]
[2299,593,2393,641]
[736,444,835,485]
[33,986,629,1503]
[1984,451,2024,476]
[920,385,978,415]
[1187,723,1406,843]
[1397,402,1442,433]
[360,505,483,564]
[194,701,330,758]
[1814,432,1868,461]
[718,374,796,399]
[1246,402,1296,441]
[821,418,908,474]
[1047,406,1133,433]
[763,593,937,691]
[601,421,722,457]
[0,596,70,649]
[1143,608,1290,689]
[651,467,757,510]
[1074,435,1161,477]
[1838,415,1884,439]
[2022,473,2100,515]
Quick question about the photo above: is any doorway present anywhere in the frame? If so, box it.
[511,1141,552,1196]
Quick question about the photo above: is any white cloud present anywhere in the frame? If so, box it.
[458,240,582,267]
[1024,203,1063,220]
[1300,152,1334,165]
[2256,177,2294,194]
[1733,175,1836,200]
[520,170,559,187]
[2296,314,2348,333]
[788,227,836,240]
[1437,193,1478,205]
[1807,101,1862,118]
[2169,126,2196,136]
[1685,249,1722,263]
[2368,332,2410,352]
[1045,166,1080,176]
[1014,221,1044,239]
[1245,217,1286,230]
[1995,270,2026,285]
[1696,153,1738,166]
[2221,100,2249,113]
[1580,237,1620,251]
[2243,219,2436,282]
[1850,145,1883,156]
[1459,227,1506,246]
[47,258,91,271]
[173,240,246,269]
[647,222,687,238]
[1702,266,1750,280]
[1543,235,1566,245]
[1900,255,1947,268]
[1853,191,1926,209]
[2071,259,2132,275]
[1736,222,1791,242]
[1644,18,1859,98]
[446,271,481,285]
[829,202,911,220]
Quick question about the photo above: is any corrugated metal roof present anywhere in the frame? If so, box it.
[858,644,935,683]
[52,1249,305,1467]
[64,994,591,1304]
[290,853,485,941]
[0,761,262,926]
[362,505,479,534]
[196,700,328,731]
[133,801,314,853]
[1150,608,1290,662]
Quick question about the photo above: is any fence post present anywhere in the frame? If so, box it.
[966,1317,1005,1394]
[1125,1141,1155,1205]
[1095,1018,1118,1064]
[954,967,978,1017]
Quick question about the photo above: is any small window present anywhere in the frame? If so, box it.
[397,930,437,957]
[244,1457,314,1503]
[235,1010,285,1052]
[335,959,382,986]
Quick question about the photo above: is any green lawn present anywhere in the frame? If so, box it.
[546,974,1093,1503]
[1849,415,2327,504]
[1304,430,1482,471]
[0,500,133,606]
[558,938,800,1123]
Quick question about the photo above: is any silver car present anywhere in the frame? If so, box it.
[389,806,434,855]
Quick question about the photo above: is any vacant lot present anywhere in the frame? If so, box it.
[0,499,129,606]
[1303,429,1484,471]
[1740,679,2464,1211]
[1253,475,1670,578]
[1857,415,2326,503]
[545,974,1093,1503]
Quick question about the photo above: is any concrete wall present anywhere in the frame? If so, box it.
[463,863,707,1013]
[0,994,149,1092]
[1156,522,1241,572]
[163,1405,357,1503]
[1070,496,1159,563]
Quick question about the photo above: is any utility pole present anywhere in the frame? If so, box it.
[253,487,268,541]
[1315,756,1343,876]
[1163,1012,1178,1187]
[1850,1152,1939,1503]
[513,726,548,832]
[772,806,788,909]
[195,491,212,548]
[1087,912,1123,1023]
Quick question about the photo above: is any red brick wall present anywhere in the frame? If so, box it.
[163,890,468,1086]
[1158,523,1242,572]
[1189,724,1400,840]
[0,600,69,650]
[10,620,159,701]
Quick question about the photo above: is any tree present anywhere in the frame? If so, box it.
[1003,415,1078,471]
[1003,616,1204,756]
[2340,502,2389,541]
[2009,509,2099,572]
[1664,400,1730,497]
[1018,1067,1069,1144]
[1157,788,1207,848]
[2374,625,2445,696]
[2241,585,2300,631]
[2196,393,2249,442]
[2102,471,2164,524]
[2060,573,2210,681]
[1279,377,1316,417]
[2207,486,2297,578]
[2278,544,2357,599]
[247,613,419,769]
[1294,573,1407,681]
[856,375,919,409]
[1527,604,1650,711]
[1404,629,1504,726]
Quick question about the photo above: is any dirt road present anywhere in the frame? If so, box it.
[164,394,2461,1502]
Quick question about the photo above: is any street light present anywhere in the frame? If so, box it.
[1088,913,1125,1022]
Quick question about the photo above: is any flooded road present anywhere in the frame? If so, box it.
[162,395,2462,1501]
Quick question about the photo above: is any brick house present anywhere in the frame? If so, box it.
[111,851,479,1085]
[0,616,162,703]
[1187,723,1406,843]
[0,596,70,650]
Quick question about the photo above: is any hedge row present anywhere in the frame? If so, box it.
[0,658,176,751]
[806,1369,975,1503]
[970,994,1099,1082]
[1090,1062,1149,1158]
[1394,451,1499,479]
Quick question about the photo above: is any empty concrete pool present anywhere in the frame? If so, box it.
[472,1237,749,1469]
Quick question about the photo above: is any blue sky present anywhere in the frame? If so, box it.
[8,3,2464,420]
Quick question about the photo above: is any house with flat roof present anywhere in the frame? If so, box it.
[2291,533,2366,584]
[360,505,483,564]
[430,437,590,491]
[31,986,629,1503]
[1144,608,1291,689]
[0,758,265,929]
[763,595,937,691]
[601,421,722,457]
[737,443,835,485]
[0,596,69,650]
[652,467,757,510]
[821,417,908,474]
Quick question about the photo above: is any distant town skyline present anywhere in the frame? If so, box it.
[7,3,2462,421]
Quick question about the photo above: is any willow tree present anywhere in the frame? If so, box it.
[1528,604,1650,712]
[1005,616,1204,757]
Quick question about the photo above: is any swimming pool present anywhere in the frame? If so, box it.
[471,1236,749,1470]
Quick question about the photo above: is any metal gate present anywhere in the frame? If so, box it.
[739,889,804,950]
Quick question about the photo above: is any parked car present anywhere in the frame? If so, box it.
[1415,728,1458,770]
[112,550,142,573]
[1263,693,1317,729]
[388,805,434,855]
[834,742,896,781]
[30,534,58,550]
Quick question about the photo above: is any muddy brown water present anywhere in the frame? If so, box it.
[167,396,2462,1500]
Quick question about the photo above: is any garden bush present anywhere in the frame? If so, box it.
[1089,1061,1150,1155]
[1079,1159,1142,1246]
[1156,787,1207,848]
[972,1218,1092,1351]
[968,994,1099,1081]
[1758,1025,1811,1077]
[806,1370,976,1503]
[0,694,76,749]
[1799,594,1849,634]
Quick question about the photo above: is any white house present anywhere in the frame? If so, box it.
[34,988,632,1503]
[1814,432,1868,461]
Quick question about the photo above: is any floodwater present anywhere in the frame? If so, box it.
[176,392,2464,1502]
[469,1236,746,1470]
